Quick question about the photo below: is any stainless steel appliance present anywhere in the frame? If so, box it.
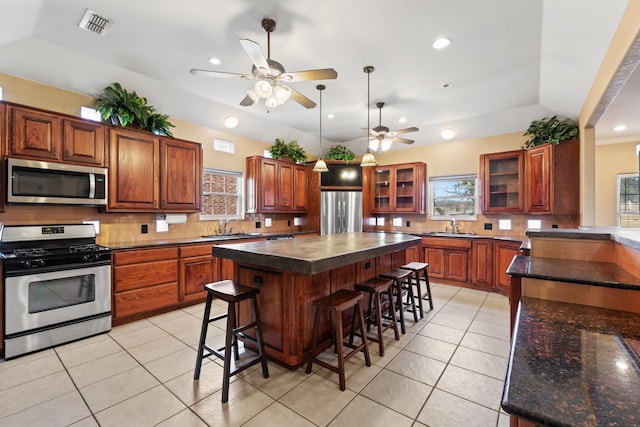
[321,191,363,235]
[1,224,112,359]
[6,158,108,206]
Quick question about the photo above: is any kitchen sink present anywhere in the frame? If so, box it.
[201,232,262,240]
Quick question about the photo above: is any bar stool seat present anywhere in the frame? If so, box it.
[351,277,399,356]
[400,262,433,312]
[305,289,371,391]
[379,268,415,334]
[194,280,269,403]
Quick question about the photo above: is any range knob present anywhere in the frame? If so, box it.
[82,254,98,262]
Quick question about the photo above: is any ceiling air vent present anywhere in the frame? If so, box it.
[78,9,114,36]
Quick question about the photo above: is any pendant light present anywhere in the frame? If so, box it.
[312,84,329,173]
[360,65,377,167]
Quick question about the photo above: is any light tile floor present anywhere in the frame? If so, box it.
[0,283,513,427]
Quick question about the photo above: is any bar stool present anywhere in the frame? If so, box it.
[351,277,399,356]
[194,280,269,403]
[379,268,415,334]
[400,261,434,312]
[306,289,371,391]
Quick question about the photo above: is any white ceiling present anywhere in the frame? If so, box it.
[0,0,635,155]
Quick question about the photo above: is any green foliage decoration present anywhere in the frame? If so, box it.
[324,144,355,161]
[269,139,308,163]
[523,115,579,148]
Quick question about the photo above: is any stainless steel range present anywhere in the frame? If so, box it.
[1,224,112,359]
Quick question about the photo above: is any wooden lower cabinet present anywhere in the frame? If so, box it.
[495,241,522,296]
[470,239,494,290]
[422,237,471,284]
[424,247,445,279]
[179,244,218,303]
[112,247,179,323]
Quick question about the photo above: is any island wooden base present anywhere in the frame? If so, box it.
[234,250,407,368]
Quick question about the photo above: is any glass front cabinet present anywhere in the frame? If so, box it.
[480,150,524,213]
[372,162,426,214]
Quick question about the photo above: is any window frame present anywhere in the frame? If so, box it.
[429,174,479,221]
[200,167,245,220]
[617,172,640,227]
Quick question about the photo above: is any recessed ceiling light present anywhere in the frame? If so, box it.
[442,82,453,88]
[441,128,456,140]
[209,57,221,65]
[398,117,407,124]
[432,37,451,50]
[613,124,627,132]
[327,114,334,119]
[223,115,238,128]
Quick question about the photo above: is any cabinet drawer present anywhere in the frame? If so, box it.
[114,259,178,291]
[422,237,472,249]
[114,282,178,320]
[179,244,213,258]
[112,247,178,265]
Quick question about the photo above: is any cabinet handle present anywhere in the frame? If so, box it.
[253,275,263,285]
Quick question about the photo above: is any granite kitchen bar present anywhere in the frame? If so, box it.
[211,232,421,368]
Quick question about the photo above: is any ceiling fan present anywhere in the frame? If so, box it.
[190,18,337,109]
[346,102,419,151]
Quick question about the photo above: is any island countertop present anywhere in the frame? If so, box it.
[212,232,421,275]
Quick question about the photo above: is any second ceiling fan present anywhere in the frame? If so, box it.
[366,102,419,152]
[190,18,337,109]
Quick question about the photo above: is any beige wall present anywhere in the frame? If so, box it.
[595,140,640,226]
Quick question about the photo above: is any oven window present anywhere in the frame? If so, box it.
[28,274,96,313]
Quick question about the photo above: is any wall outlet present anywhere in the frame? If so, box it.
[141,224,148,234]
[287,220,291,227]
[406,221,411,227]
[552,224,558,228]
[484,223,493,230]
[265,218,272,227]
[255,221,261,229]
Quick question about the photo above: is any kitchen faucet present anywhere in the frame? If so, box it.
[222,218,240,235]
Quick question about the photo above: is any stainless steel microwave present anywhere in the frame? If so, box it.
[6,158,108,206]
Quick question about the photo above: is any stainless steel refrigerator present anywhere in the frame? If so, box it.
[321,191,363,235]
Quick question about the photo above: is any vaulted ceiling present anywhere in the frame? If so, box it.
[0,0,635,154]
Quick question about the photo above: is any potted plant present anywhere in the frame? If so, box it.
[146,111,175,137]
[523,116,579,148]
[95,82,152,127]
[324,144,355,161]
[269,138,308,163]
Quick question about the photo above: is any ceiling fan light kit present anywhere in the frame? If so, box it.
[190,17,337,109]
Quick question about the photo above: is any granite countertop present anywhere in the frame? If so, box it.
[212,232,421,275]
[527,227,640,251]
[502,297,640,426]
[507,255,640,290]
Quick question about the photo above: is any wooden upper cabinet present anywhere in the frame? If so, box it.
[480,150,524,213]
[160,138,202,211]
[108,128,160,211]
[525,138,579,215]
[371,162,426,214]
[6,104,106,166]
[62,118,106,166]
[246,156,308,213]
[8,105,62,161]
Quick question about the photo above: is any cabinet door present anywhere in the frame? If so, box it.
[423,247,445,279]
[108,128,159,210]
[8,106,61,160]
[471,240,494,287]
[259,158,278,212]
[395,165,417,212]
[405,245,421,263]
[293,164,308,212]
[277,161,294,211]
[525,144,551,213]
[372,167,393,212]
[179,254,217,302]
[62,119,106,166]
[481,150,524,213]
[495,241,521,295]
[160,138,202,211]
[446,250,469,282]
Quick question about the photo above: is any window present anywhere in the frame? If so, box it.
[201,168,244,220]
[617,173,640,227]
[430,174,478,220]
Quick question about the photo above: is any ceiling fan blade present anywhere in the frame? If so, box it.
[387,126,419,136]
[391,136,415,144]
[288,86,316,108]
[240,94,255,106]
[340,136,368,144]
[280,68,338,82]
[239,39,270,74]
[190,68,252,79]
[361,127,382,137]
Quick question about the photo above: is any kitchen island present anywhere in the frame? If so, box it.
[212,232,421,367]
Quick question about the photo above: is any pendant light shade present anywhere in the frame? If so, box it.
[361,66,377,167]
[313,84,329,173]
